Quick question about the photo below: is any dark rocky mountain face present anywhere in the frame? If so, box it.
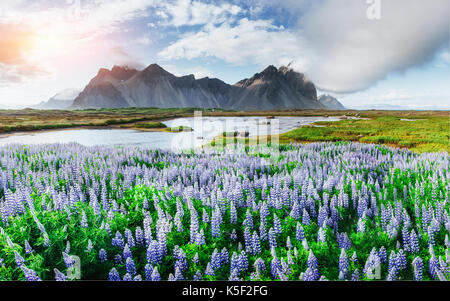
[71,64,327,111]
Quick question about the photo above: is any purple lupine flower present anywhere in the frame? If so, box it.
[14,251,25,267]
[230,202,237,224]
[410,229,419,253]
[99,248,107,263]
[125,228,135,248]
[273,213,282,235]
[192,252,199,265]
[174,267,184,281]
[193,270,202,281]
[302,209,310,226]
[259,222,267,241]
[123,273,133,281]
[21,266,41,281]
[147,240,160,265]
[125,257,136,276]
[351,269,360,281]
[296,222,304,241]
[54,268,67,281]
[230,252,240,275]
[220,247,229,265]
[112,231,124,249]
[378,246,387,263]
[144,264,153,280]
[339,249,349,280]
[402,228,410,252]
[268,227,277,249]
[80,210,88,228]
[412,257,423,281]
[303,267,319,281]
[62,252,75,268]
[135,226,144,246]
[398,249,407,270]
[211,206,222,238]
[307,250,318,271]
[123,244,132,260]
[244,210,253,230]
[270,255,281,278]
[254,258,266,272]
[151,267,161,281]
[202,209,210,223]
[243,227,252,253]
[429,254,439,280]
[24,240,34,254]
[251,231,261,255]
[210,249,222,271]
[114,254,123,265]
[205,262,214,276]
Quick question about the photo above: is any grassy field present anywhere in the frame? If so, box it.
[0,107,221,133]
[280,113,449,153]
[0,107,448,153]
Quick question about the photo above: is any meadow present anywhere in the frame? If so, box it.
[0,142,448,281]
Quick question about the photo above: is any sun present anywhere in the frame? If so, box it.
[30,32,68,60]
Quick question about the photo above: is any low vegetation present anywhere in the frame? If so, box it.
[280,115,449,153]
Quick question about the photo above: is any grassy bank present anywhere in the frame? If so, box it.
[280,115,449,153]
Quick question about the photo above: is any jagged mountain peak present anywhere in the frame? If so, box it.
[141,63,173,77]
[71,63,333,111]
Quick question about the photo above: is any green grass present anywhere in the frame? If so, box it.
[168,126,193,132]
[280,115,449,153]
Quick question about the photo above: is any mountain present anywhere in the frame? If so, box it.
[230,65,324,110]
[318,94,346,110]
[71,64,326,111]
[33,89,81,110]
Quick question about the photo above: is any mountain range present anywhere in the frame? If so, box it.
[41,63,346,111]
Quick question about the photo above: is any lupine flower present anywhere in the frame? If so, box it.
[144,264,153,280]
[14,251,25,267]
[151,267,161,281]
[296,222,304,241]
[412,257,423,281]
[24,240,34,254]
[303,267,319,281]
[99,248,107,263]
[268,227,277,249]
[80,210,88,228]
[351,269,360,281]
[21,266,41,281]
[125,257,136,276]
[54,268,67,281]
[339,249,349,279]
[123,244,132,260]
[193,270,202,281]
[307,250,318,271]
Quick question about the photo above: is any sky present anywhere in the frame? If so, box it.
[0,0,449,109]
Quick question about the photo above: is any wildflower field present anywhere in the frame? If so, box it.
[0,142,448,281]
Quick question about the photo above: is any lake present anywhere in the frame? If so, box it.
[0,116,338,150]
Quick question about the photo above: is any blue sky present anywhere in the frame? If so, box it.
[0,0,449,109]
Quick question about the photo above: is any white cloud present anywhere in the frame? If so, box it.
[441,51,450,64]
[157,0,244,27]
[158,18,310,70]
[299,0,449,93]
[161,64,214,79]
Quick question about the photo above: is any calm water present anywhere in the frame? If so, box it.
[0,116,338,150]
